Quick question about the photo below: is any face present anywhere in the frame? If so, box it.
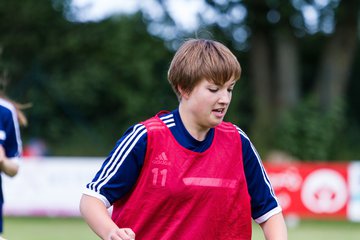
[180,78,236,131]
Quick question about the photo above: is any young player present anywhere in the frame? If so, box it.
[0,78,28,240]
[80,38,288,240]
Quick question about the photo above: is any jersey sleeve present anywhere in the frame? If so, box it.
[0,103,22,159]
[83,123,147,208]
[235,125,282,223]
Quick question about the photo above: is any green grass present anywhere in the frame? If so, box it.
[253,219,360,240]
[2,217,360,239]
[3,217,97,240]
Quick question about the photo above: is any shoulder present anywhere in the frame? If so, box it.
[0,98,14,109]
[120,112,176,142]
[120,123,148,143]
[231,123,252,143]
[141,111,176,130]
[216,121,238,133]
[231,123,247,138]
[229,123,255,155]
[0,98,15,116]
[218,122,250,140]
[0,99,17,128]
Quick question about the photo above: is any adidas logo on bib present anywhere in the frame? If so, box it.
[152,152,170,166]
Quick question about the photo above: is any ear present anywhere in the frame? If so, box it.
[178,86,190,100]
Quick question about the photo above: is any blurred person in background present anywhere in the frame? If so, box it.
[80,39,287,240]
[0,73,28,240]
[22,138,49,157]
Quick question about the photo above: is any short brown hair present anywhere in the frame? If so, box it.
[168,39,241,99]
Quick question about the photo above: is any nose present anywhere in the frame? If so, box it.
[219,89,231,104]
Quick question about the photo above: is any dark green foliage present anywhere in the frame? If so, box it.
[1,2,176,155]
[1,0,359,159]
[274,97,345,160]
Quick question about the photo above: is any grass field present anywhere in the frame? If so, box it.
[3,217,97,240]
[2,216,360,239]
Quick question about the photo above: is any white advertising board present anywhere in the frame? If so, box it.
[348,162,360,222]
[2,157,103,217]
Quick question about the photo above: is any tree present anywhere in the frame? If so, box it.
[148,0,360,159]
[2,0,359,159]
[314,0,359,110]
[0,0,175,155]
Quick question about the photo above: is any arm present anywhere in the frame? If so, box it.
[80,124,147,240]
[0,102,22,176]
[79,194,135,240]
[235,126,287,238]
[260,212,288,240]
[0,145,19,177]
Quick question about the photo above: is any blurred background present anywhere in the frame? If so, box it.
[1,0,359,159]
[1,0,360,239]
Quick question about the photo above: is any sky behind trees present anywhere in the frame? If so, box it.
[70,0,205,30]
[71,0,336,34]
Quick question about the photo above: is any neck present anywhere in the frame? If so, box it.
[178,104,209,141]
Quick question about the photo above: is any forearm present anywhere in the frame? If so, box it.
[80,194,119,239]
[0,156,19,177]
[260,212,288,240]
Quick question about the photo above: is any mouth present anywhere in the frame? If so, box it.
[213,108,225,113]
[212,107,226,117]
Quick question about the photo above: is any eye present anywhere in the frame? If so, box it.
[227,88,234,93]
[208,88,218,93]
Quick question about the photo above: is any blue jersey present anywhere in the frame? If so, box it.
[0,98,22,160]
[84,109,281,223]
[0,98,22,207]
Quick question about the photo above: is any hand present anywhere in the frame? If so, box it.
[107,228,135,240]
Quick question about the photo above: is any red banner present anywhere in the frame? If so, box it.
[263,162,349,219]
